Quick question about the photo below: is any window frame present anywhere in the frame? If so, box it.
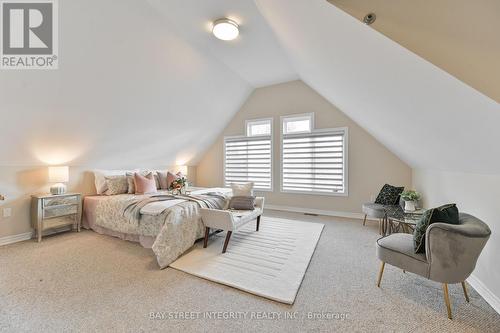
[280,122,348,197]
[245,117,273,137]
[224,118,274,192]
[281,112,314,135]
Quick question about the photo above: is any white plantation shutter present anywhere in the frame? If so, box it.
[224,136,272,190]
[281,129,347,195]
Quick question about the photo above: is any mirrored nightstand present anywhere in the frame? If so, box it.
[31,193,82,242]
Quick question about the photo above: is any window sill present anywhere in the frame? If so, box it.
[280,189,348,197]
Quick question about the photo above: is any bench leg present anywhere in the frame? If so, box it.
[222,231,232,253]
[203,227,210,248]
[256,215,261,231]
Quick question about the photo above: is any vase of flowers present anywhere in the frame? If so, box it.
[169,176,188,195]
[401,190,421,212]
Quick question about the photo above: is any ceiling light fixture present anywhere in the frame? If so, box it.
[212,18,239,41]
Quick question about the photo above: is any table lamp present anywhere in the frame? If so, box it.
[49,166,69,195]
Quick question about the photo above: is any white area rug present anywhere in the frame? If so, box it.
[169,217,324,304]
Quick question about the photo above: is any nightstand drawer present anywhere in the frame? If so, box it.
[43,216,75,230]
[43,204,78,219]
[43,195,78,207]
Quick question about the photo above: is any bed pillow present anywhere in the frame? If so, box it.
[413,203,459,253]
[134,172,157,194]
[157,171,170,190]
[103,175,129,195]
[228,196,256,210]
[374,184,404,205]
[231,182,254,196]
[93,170,136,194]
[125,171,148,194]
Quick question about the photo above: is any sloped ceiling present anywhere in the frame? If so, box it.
[255,0,500,174]
[0,0,252,167]
[328,0,500,103]
[2,0,499,176]
[147,0,297,88]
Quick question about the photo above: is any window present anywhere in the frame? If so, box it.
[246,118,272,137]
[281,116,347,196]
[224,118,272,190]
[282,113,313,135]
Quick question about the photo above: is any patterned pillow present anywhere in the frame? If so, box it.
[103,175,128,195]
[374,184,404,205]
[228,196,256,210]
[413,204,459,253]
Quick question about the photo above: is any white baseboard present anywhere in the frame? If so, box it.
[0,231,33,246]
[467,274,500,314]
[265,204,376,220]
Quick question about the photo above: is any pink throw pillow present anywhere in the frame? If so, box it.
[134,172,157,194]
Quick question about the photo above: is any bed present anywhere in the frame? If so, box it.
[83,188,231,268]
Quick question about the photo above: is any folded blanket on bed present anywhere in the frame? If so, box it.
[123,193,227,224]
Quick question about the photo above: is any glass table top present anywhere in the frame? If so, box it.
[384,206,425,225]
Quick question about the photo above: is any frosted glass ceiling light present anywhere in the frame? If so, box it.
[212,18,239,41]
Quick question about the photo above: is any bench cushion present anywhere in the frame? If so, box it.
[232,208,262,229]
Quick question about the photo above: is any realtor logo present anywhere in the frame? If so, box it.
[1,0,58,69]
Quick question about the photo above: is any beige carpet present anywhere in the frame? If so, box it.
[170,217,323,304]
[1,210,499,332]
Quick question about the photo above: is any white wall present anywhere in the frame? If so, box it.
[413,169,500,312]
[197,80,412,215]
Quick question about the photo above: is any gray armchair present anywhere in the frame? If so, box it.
[376,213,491,319]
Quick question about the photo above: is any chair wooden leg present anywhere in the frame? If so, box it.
[377,262,385,287]
[256,215,261,231]
[363,214,367,226]
[222,231,232,253]
[443,283,453,319]
[203,227,210,248]
[461,281,470,302]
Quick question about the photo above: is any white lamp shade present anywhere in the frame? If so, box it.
[49,166,69,183]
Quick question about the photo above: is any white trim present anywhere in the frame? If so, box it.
[467,274,500,314]
[264,204,371,220]
[0,231,33,246]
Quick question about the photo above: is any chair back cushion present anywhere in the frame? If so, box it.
[374,184,404,205]
[414,204,459,253]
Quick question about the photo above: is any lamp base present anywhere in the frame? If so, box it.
[50,183,67,195]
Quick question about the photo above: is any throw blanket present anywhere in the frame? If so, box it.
[123,193,226,227]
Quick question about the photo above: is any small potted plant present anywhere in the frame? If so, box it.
[401,190,421,212]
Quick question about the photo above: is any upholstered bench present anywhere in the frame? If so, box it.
[200,197,265,253]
